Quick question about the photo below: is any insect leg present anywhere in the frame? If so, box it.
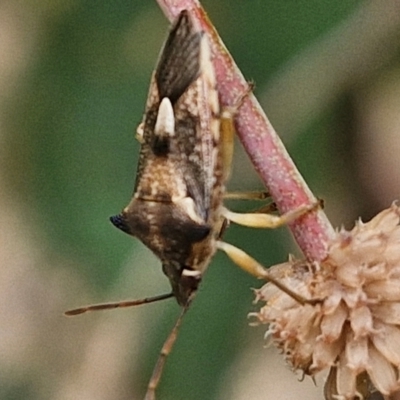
[219,81,320,229]
[223,191,269,200]
[216,241,316,305]
[144,297,193,400]
[224,191,277,215]
[221,200,320,229]
[220,84,254,181]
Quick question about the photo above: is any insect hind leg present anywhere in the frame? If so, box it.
[224,191,269,201]
[220,83,254,181]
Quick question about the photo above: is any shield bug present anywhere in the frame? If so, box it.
[65,10,318,399]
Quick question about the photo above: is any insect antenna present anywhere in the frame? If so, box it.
[64,292,174,316]
[144,296,193,400]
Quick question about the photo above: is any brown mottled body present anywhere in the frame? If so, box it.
[110,11,223,306]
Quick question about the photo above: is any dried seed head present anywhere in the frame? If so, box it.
[253,204,400,399]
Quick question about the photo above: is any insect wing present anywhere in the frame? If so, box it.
[135,11,220,221]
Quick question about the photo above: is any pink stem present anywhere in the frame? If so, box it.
[157,0,335,261]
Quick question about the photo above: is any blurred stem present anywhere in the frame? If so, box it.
[157,0,335,262]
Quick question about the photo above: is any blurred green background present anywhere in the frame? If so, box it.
[2,1,400,399]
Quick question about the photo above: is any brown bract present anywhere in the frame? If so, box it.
[253,204,400,399]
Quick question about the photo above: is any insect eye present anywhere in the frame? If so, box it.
[110,214,131,234]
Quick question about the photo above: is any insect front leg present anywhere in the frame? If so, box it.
[216,241,317,305]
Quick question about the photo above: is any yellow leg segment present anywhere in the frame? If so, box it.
[224,191,269,201]
[216,241,309,305]
[222,201,319,229]
[220,109,235,182]
[220,84,254,181]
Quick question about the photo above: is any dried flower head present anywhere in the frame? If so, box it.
[253,204,400,399]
